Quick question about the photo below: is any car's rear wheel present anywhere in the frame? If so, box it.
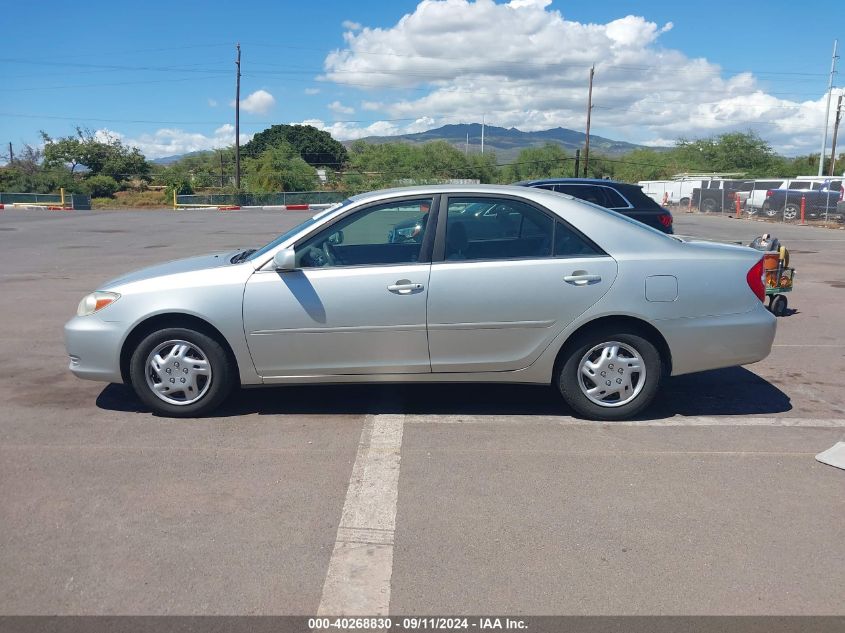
[556,330,662,421]
[129,327,234,417]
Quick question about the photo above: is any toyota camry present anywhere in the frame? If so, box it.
[65,185,776,420]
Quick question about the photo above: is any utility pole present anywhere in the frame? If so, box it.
[8,142,13,163]
[583,65,595,178]
[573,149,580,178]
[481,115,485,154]
[818,39,838,177]
[235,42,241,189]
[219,150,225,188]
[465,132,469,156]
[830,94,843,176]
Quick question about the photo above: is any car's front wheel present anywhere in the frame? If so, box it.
[556,330,662,421]
[129,327,234,417]
[783,203,800,221]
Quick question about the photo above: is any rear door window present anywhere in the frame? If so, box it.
[443,197,553,261]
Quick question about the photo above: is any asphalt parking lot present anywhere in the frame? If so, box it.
[1,207,843,616]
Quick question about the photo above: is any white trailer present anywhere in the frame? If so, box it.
[638,174,745,207]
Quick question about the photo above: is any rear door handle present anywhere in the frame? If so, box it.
[387,281,424,295]
[564,273,602,286]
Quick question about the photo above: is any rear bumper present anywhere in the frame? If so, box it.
[658,305,776,376]
[64,316,125,383]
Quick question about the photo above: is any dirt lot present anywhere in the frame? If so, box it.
[0,207,843,616]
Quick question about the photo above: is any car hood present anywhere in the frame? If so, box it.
[100,251,237,290]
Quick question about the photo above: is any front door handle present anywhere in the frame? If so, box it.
[564,273,602,286]
[387,280,424,295]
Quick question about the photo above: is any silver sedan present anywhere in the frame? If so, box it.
[64,185,776,420]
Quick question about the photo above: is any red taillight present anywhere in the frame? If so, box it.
[746,258,766,302]
[658,213,673,227]
[765,190,773,197]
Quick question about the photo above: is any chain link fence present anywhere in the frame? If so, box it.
[176,191,348,207]
[0,192,91,209]
[639,177,844,227]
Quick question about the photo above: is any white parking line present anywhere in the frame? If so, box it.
[318,414,404,616]
[317,411,842,614]
[773,344,845,348]
[404,414,845,427]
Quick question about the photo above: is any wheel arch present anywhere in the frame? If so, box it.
[119,312,240,385]
[552,315,673,380]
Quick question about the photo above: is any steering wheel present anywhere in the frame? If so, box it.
[322,240,337,266]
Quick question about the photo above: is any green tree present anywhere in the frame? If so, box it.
[611,148,676,183]
[243,143,318,192]
[41,128,151,185]
[501,143,572,182]
[673,131,779,176]
[84,174,120,198]
[343,140,500,188]
[242,124,348,167]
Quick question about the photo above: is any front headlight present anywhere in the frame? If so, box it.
[76,291,120,316]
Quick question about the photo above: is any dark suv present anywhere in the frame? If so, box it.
[514,178,674,234]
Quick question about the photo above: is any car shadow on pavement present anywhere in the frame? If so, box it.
[96,365,791,419]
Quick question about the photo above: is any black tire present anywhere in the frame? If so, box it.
[679,197,690,209]
[701,198,718,213]
[770,294,787,317]
[555,329,662,421]
[129,327,235,417]
[783,203,800,221]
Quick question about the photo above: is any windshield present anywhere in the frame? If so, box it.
[245,200,353,262]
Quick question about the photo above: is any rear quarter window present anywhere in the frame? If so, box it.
[600,187,630,209]
[616,185,662,209]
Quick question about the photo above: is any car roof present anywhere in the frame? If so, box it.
[513,178,634,187]
[348,183,572,203]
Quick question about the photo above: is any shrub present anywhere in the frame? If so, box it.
[83,175,120,198]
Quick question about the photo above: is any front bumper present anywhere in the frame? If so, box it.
[64,315,126,383]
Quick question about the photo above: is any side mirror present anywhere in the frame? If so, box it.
[273,248,296,271]
[328,230,344,245]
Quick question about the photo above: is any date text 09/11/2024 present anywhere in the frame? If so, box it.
[308,617,528,630]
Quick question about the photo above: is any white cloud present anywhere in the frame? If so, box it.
[318,0,838,154]
[304,87,321,95]
[328,100,355,115]
[232,89,276,115]
[302,118,401,141]
[104,124,253,159]
[208,98,218,107]
[342,20,362,31]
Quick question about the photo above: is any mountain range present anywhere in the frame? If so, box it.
[345,123,648,162]
[151,124,649,164]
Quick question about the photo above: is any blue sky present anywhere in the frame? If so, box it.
[2,0,841,159]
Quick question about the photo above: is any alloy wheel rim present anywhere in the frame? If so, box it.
[145,339,212,406]
[577,341,646,408]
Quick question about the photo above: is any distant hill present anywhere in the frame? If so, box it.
[152,123,650,165]
[345,123,648,162]
[151,150,211,165]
